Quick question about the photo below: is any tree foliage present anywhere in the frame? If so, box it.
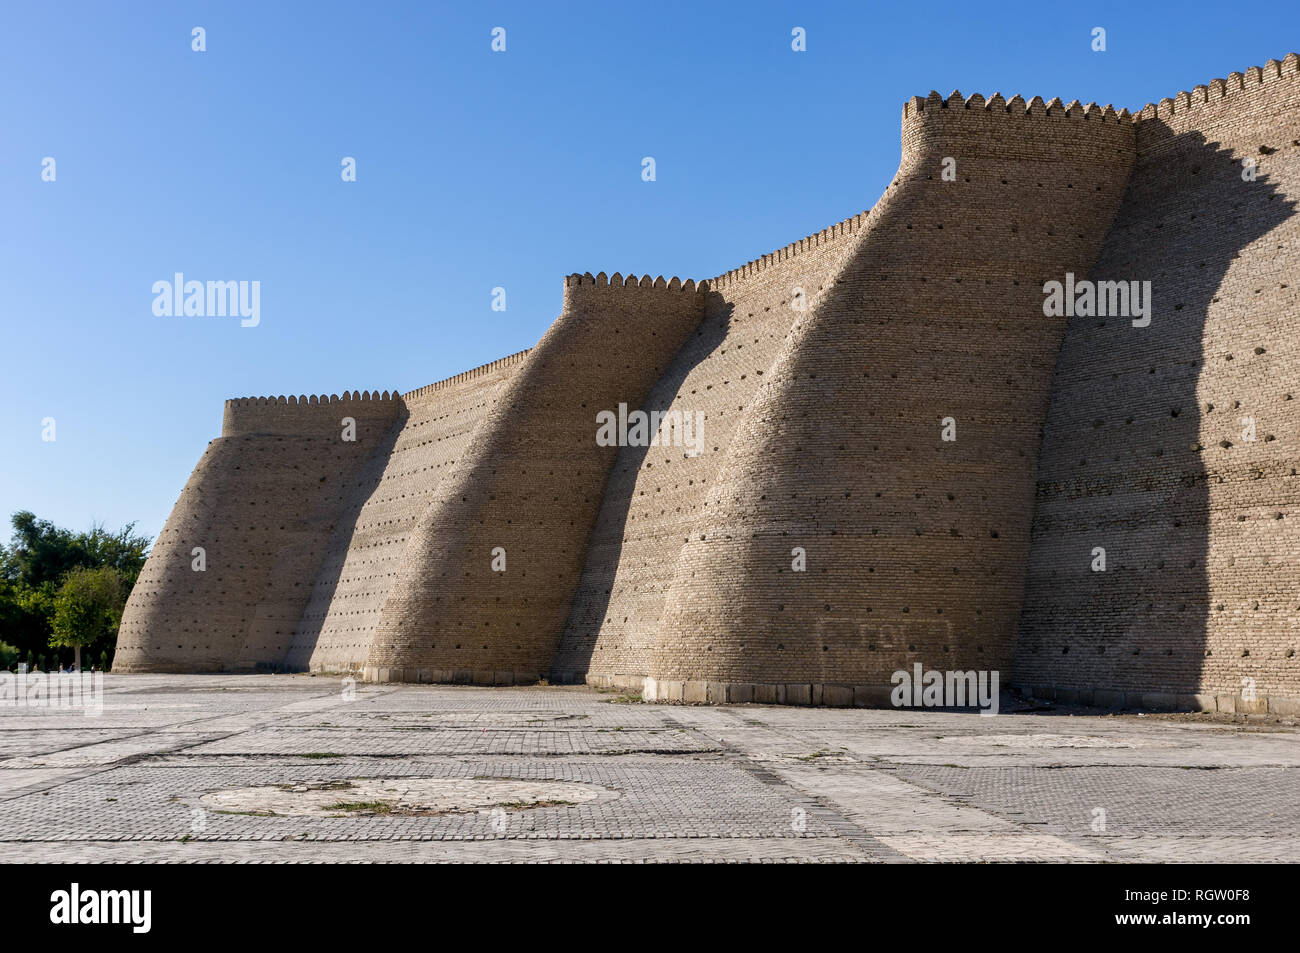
[0,511,150,668]
[50,566,128,650]
[1,511,150,588]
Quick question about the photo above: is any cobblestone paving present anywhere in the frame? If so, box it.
[0,675,1296,863]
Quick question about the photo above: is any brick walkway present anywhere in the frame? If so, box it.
[0,675,1296,863]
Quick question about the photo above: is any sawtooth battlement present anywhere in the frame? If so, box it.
[115,54,1300,714]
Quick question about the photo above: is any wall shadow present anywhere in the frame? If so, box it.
[272,407,410,672]
[550,294,734,680]
[1016,126,1294,700]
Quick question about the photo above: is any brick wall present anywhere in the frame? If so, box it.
[361,275,707,684]
[114,393,405,672]
[1017,56,1300,713]
[117,54,1300,711]
[285,355,528,674]
[554,210,868,686]
[644,91,1136,700]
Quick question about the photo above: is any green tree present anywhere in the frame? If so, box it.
[49,566,129,670]
[0,576,57,657]
[0,512,149,660]
[1,511,150,589]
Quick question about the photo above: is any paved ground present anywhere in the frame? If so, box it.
[0,674,1296,863]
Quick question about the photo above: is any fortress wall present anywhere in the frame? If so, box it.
[642,92,1138,702]
[118,55,1300,709]
[220,391,401,437]
[284,353,528,673]
[363,275,708,683]
[1017,56,1300,711]
[114,392,405,673]
[554,211,870,686]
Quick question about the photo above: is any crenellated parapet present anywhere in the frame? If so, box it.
[904,88,1132,122]
[708,210,872,292]
[221,389,405,437]
[402,350,531,401]
[898,53,1299,131]
[1134,53,1299,123]
[898,87,1139,185]
[225,390,401,405]
[561,271,708,297]
[119,52,1300,711]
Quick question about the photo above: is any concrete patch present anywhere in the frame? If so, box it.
[195,777,612,818]
[941,734,1142,749]
[879,833,1105,863]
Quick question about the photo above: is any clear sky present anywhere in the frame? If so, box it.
[2,0,1296,542]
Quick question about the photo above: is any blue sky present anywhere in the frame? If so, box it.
[2,0,1296,542]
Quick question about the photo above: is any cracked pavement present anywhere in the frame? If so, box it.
[1,674,1296,863]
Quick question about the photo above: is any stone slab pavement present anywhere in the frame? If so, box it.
[0,674,1296,863]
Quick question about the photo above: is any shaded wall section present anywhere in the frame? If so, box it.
[1017,57,1300,712]
[553,209,870,687]
[117,55,1300,710]
[363,275,708,683]
[114,393,405,672]
[644,91,1137,703]
[284,354,528,674]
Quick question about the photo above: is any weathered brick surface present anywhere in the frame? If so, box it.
[1017,58,1300,703]
[554,208,868,682]
[114,393,406,672]
[647,91,1136,689]
[117,55,1300,710]
[285,355,528,674]
[363,276,707,682]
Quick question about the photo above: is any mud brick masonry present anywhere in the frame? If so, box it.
[115,55,1300,714]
